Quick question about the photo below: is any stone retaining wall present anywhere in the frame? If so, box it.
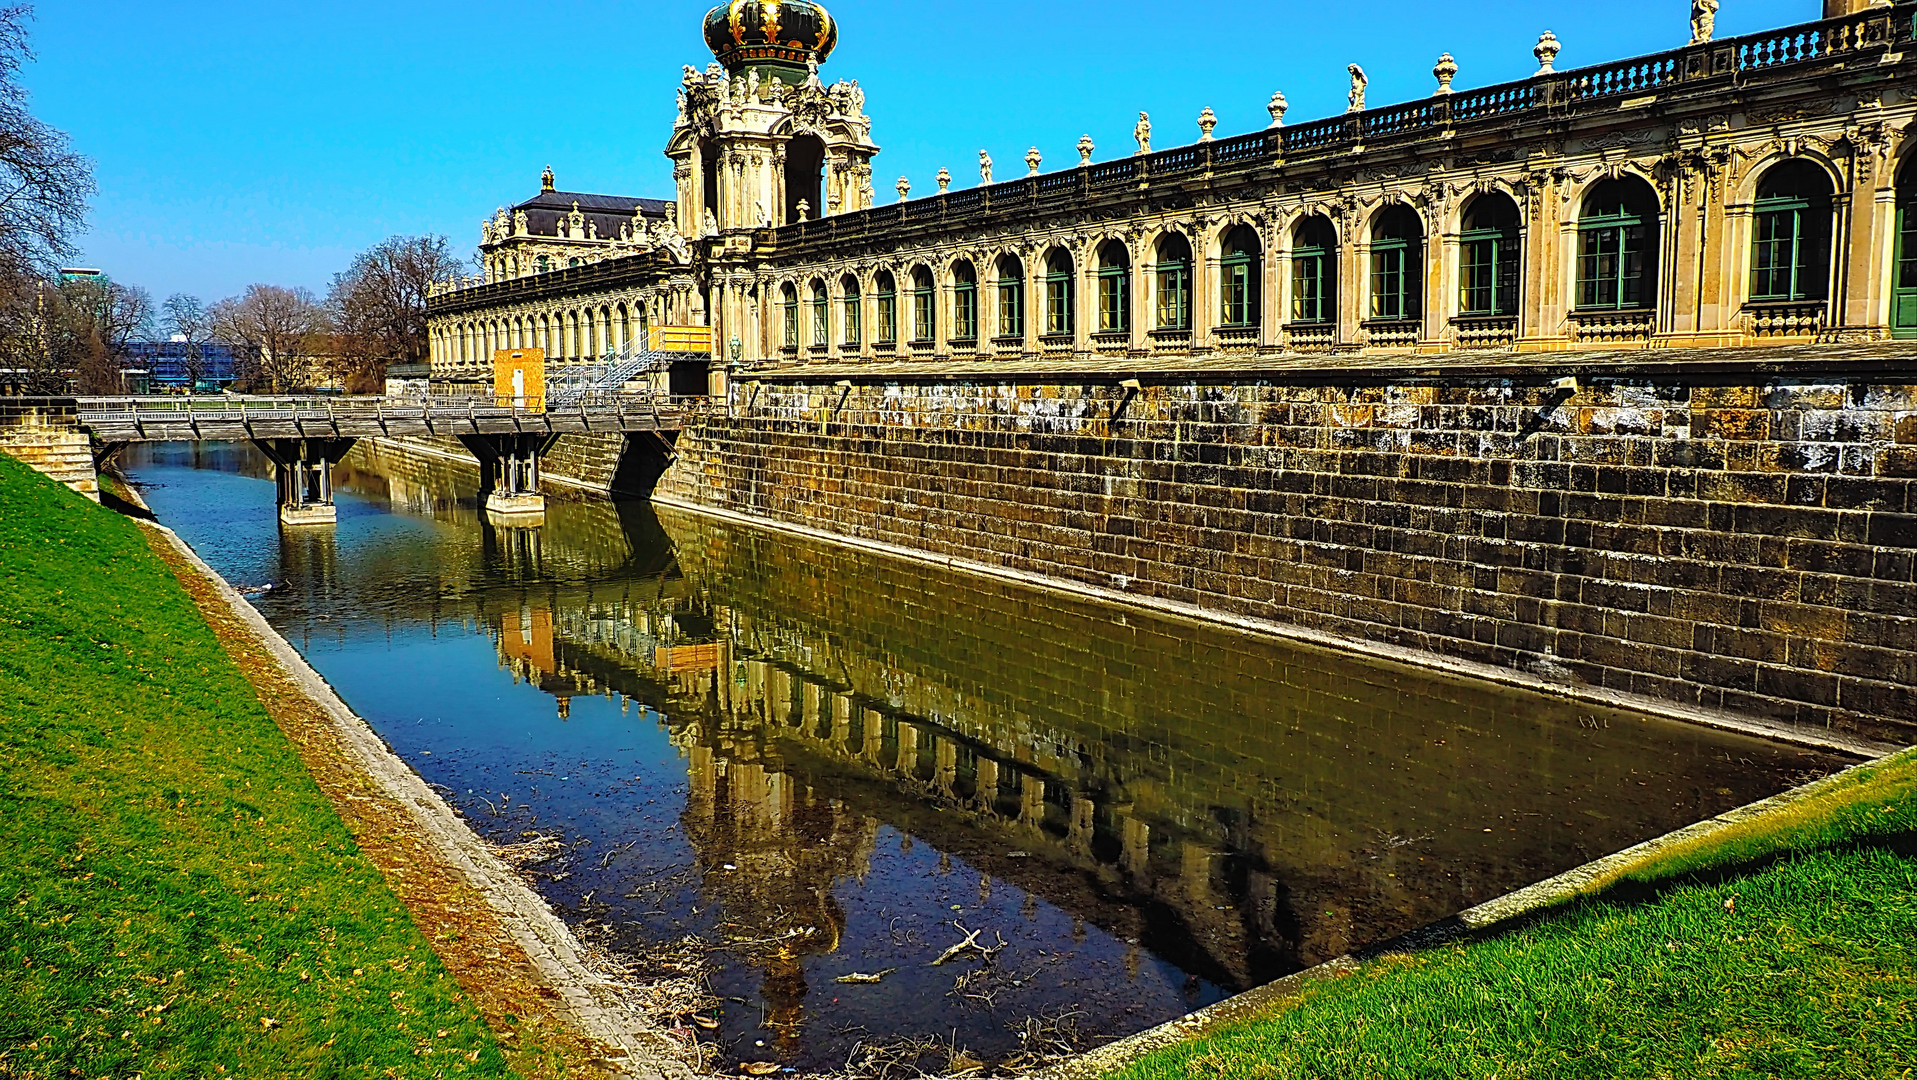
[0,399,95,500]
[657,364,1917,748]
[375,432,633,494]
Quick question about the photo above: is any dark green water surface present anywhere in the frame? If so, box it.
[119,441,1852,1072]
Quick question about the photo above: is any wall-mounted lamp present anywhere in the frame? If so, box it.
[1112,378,1143,423]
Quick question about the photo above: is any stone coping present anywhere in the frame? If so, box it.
[735,340,1917,386]
[1022,742,1917,1080]
[143,517,697,1080]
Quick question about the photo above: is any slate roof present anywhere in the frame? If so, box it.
[504,189,675,242]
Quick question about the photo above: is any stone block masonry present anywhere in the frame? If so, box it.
[655,348,1917,749]
[0,399,96,500]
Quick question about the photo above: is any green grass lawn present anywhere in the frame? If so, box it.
[0,453,518,1078]
[1111,749,1917,1080]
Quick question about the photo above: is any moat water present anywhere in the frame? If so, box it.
[122,441,1854,1073]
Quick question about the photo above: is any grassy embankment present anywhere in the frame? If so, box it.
[0,452,519,1077]
[1113,747,1917,1079]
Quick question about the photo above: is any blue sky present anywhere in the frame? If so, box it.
[31,0,1818,303]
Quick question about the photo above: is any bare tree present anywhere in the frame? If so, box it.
[0,5,92,279]
[210,284,328,394]
[0,5,94,395]
[0,271,66,392]
[327,234,460,391]
[55,275,151,391]
[161,292,211,385]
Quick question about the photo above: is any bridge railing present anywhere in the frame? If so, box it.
[72,393,711,431]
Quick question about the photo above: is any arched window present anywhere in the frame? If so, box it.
[953,262,979,341]
[781,283,799,348]
[841,274,862,346]
[911,267,936,342]
[1220,225,1261,328]
[1044,249,1075,336]
[1369,206,1423,321]
[875,270,898,345]
[1751,161,1834,303]
[810,281,829,346]
[785,134,825,223]
[1096,241,1130,334]
[536,255,550,275]
[1460,194,1521,316]
[1154,233,1193,330]
[1291,217,1337,325]
[567,257,581,268]
[1577,178,1660,311]
[995,256,1025,340]
[1897,158,1917,337]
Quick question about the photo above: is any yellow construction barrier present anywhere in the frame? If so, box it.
[493,348,546,411]
[647,326,713,354]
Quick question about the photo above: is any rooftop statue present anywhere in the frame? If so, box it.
[1691,0,1719,43]
[1347,65,1368,113]
[979,150,993,185]
[1134,112,1151,155]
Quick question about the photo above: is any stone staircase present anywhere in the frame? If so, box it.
[0,401,99,501]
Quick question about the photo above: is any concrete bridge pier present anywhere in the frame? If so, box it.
[460,433,559,523]
[253,438,357,527]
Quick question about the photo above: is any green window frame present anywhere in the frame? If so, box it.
[810,288,828,344]
[842,285,862,346]
[1576,189,1655,311]
[1097,259,1129,333]
[1751,197,1830,303]
[1155,253,1192,330]
[1460,226,1519,316]
[912,272,935,343]
[781,289,799,347]
[997,272,1024,339]
[1221,245,1257,327]
[1897,190,1917,337]
[1291,244,1331,324]
[1045,259,1074,336]
[1369,233,1420,320]
[876,279,897,344]
[954,276,978,341]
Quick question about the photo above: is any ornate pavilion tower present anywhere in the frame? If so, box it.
[666,1,879,238]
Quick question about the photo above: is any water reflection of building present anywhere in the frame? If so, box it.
[454,500,1840,1003]
[496,605,573,718]
[504,596,1311,988]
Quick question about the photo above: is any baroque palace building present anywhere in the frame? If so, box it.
[428,0,1917,388]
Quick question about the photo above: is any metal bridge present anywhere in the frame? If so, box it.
[74,393,701,443]
[40,393,705,528]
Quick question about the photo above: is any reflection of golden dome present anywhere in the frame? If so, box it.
[703,1,838,77]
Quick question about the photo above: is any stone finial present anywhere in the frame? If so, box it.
[936,166,951,193]
[979,150,993,185]
[1535,31,1562,74]
[1026,147,1043,176]
[1433,53,1459,95]
[1134,112,1152,155]
[797,198,811,220]
[541,165,555,192]
[1267,91,1289,128]
[897,176,911,201]
[1078,134,1095,165]
[1690,0,1719,44]
[1197,106,1218,142]
[1346,64,1368,113]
